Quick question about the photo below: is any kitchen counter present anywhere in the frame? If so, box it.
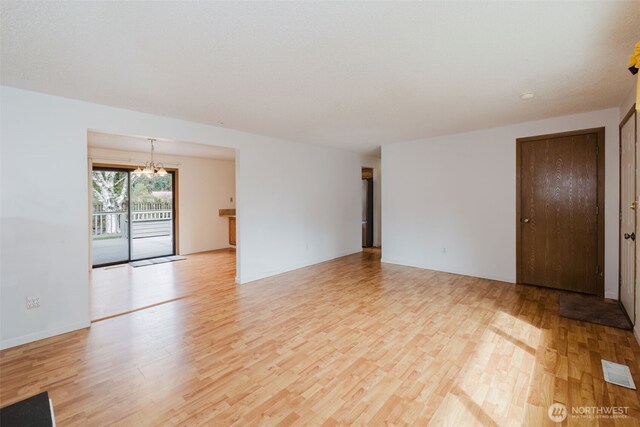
[219,209,236,245]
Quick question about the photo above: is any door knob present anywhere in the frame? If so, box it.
[521,218,530,223]
[624,232,636,241]
[631,202,637,210]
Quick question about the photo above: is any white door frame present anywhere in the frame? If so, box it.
[620,104,637,324]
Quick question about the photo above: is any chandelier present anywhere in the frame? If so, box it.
[133,138,168,177]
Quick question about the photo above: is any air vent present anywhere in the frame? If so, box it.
[602,360,636,389]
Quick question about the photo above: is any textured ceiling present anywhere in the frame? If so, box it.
[2,1,639,155]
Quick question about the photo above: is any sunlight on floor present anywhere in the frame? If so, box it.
[434,310,542,425]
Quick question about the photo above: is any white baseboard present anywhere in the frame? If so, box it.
[380,257,514,284]
[238,249,361,285]
[238,262,321,285]
[0,321,90,350]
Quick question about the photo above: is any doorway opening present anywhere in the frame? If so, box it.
[362,167,374,248]
[88,130,237,321]
[91,166,176,267]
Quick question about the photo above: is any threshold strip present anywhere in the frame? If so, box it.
[91,295,190,323]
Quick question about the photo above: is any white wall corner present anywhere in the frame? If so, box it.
[605,291,618,300]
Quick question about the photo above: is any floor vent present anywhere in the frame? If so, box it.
[602,360,636,389]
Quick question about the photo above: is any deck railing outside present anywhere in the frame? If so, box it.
[92,201,173,239]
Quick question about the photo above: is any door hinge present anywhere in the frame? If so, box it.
[596,266,600,274]
[596,145,599,156]
[596,206,599,215]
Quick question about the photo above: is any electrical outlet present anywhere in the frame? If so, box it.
[26,296,40,310]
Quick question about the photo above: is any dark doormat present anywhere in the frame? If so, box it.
[1,391,55,426]
[559,292,632,330]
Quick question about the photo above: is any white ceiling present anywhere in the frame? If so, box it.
[88,131,236,160]
[2,2,639,156]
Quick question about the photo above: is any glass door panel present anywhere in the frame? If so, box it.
[130,172,175,260]
[92,170,129,266]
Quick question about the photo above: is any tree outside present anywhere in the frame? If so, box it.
[92,171,128,235]
[131,174,172,203]
[92,171,173,237]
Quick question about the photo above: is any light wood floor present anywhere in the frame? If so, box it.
[91,249,235,320]
[2,250,640,426]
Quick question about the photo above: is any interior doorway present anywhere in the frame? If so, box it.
[88,130,237,321]
[362,167,374,248]
[516,128,605,295]
[91,166,176,267]
[620,106,637,323]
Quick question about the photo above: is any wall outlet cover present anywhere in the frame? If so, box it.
[26,296,40,309]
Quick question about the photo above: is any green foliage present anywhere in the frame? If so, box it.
[92,170,173,207]
[131,175,172,203]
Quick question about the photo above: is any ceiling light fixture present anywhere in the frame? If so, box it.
[132,138,167,177]
[520,93,535,100]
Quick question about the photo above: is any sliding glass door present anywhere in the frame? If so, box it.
[91,169,130,266]
[91,167,175,267]
[130,172,175,260]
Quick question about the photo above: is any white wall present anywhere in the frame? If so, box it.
[620,80,637,118]
[382,108,620,297]
[88,147,236,255]
[1,86,365,349]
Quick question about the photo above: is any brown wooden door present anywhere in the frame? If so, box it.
[517,129,604,295]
